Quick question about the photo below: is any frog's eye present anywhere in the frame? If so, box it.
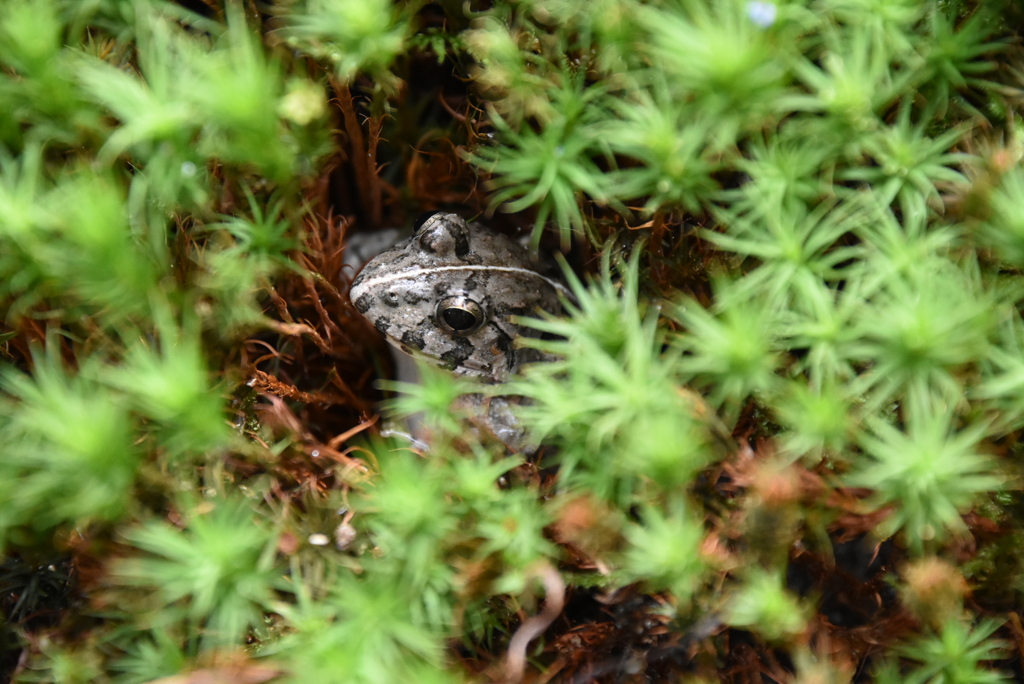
[436,296,486,336]
[416,212,470,257]
[413,210,442,234]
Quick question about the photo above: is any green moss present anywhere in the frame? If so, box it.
[1,0,1023,681]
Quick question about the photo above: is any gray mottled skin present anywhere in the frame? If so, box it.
[349,213,568,384]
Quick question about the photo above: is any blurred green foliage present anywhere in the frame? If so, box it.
[1,0,1023,682]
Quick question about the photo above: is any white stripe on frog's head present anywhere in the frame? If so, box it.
[350,264,571,302]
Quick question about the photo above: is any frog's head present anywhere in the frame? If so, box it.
[348,212,564,382]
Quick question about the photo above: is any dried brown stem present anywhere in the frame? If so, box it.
[333,83,382,225]
[248,370,338,405]
[266,320,332,355]
[367,114,384,225]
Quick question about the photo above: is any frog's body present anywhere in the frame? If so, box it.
[350,212,568,384]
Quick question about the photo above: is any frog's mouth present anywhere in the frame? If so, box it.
[385,338,495,382]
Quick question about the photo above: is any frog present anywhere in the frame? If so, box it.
[348,211,570,450]
[349,211,570,384]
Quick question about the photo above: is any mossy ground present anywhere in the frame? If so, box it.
[3,1,1024,682]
